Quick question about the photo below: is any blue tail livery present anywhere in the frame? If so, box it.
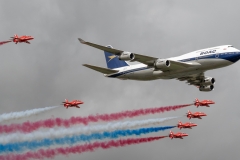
[104,45,129,69]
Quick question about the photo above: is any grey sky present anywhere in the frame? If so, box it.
[0,0,240,159]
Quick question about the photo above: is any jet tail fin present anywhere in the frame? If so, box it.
[104,45,129,69]
[83,64,119,74]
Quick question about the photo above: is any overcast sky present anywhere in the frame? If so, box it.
[1,1,240,160]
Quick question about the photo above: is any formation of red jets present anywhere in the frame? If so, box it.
[58,98,214,140]
[167,98,215,139]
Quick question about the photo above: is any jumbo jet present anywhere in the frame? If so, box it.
[79,38,240,91]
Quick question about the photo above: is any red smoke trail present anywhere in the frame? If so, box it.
[0,136,166,160]
[0,41,11,46]
[0,104,191,133]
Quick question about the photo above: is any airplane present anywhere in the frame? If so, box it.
[177,121,197,129]
[10,34,34,44]
[186,110,207,119]
[169,130,188,139]
[78,38,240,91]
[61,99,84,109]
[194,98,215,107]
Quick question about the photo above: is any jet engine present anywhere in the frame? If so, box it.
[199,85,214,91]
[154,59,170,69]
[201,77,215,85]
[119,51,135,61]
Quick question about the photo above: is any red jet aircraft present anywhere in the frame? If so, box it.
[194,98,215,107]
[169,131,188,139]
[10,34,34,44]
[62,99,84,109]
[177,121,197,129]
[186,110,207,119]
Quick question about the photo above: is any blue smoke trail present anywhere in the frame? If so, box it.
[0,126,175,153]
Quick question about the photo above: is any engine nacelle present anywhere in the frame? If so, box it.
[199,85,214,92]
[119,51,135,61]
[201,77,215,85]
[154,59,170,69]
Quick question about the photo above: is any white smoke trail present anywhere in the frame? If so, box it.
[0,106,58,123]
[0,116,179,144]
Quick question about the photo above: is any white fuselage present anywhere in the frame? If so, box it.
[106,45,240,80]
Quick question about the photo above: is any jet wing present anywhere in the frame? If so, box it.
[177,72,205,87]
[78,38,200,71]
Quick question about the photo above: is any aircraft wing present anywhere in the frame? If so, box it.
[78,38,201,71]
[177,72,205,87]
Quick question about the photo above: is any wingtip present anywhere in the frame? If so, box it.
[78,38,86,44]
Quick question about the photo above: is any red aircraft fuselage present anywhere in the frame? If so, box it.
[194,98,215,107]
[62,99,84,109]
[169,131,188,139]
[177,121,197,129]
[11,34,34,44]
[187,110,207,119]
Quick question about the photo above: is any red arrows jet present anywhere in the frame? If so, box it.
[194,98,215,107]
[169,131,188,139]
[177,121,197,129]
[186,110,207,119]
[62,99,84,109]
[10,34,34,44]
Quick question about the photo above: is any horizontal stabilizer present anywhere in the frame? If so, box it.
[83,64,119,74]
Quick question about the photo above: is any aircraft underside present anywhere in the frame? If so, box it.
[115,58,232,81]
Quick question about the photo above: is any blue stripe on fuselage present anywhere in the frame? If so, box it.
[108,52,240,78]
[108,67,148,78]
[180,52,240,63]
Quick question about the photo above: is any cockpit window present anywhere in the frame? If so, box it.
[228,45,233,47]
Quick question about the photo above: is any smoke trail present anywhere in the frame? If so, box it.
[0,104,190,133]
[0,40,11,46]
[0,117,178,144]
[0,136,165,160]
[0,126,175,153]
[0,106,58,123]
